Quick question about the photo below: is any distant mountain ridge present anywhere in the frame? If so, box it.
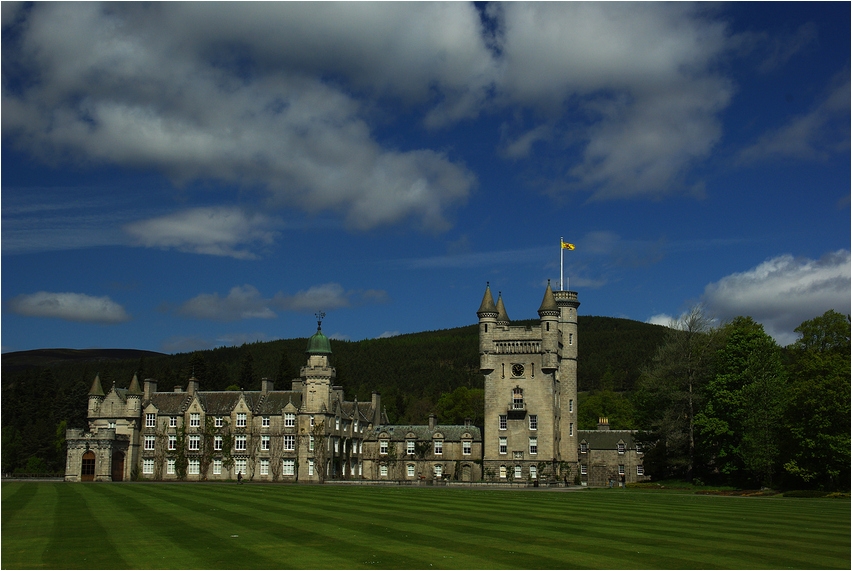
[2,348,166,372]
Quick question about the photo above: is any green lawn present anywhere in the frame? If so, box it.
[2,482,849,569]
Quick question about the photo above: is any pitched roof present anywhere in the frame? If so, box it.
[578,429,637,449]
[255,391,303,414]
[373,424,482,441]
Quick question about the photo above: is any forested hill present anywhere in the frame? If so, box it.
[2,316,667,473]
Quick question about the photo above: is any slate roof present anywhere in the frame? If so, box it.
[373,424,482,441]
[148,392,192,414]
[255,391,303,414]
[578,429,637,450]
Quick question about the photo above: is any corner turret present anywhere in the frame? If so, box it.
[477,283,497,372]
[539,280,559,370]
[88,374,105,416]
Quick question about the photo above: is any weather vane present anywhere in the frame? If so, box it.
[315,311,325,329]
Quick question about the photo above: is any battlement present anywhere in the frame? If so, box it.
[553,290,579,305]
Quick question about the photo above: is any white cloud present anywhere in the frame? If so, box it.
[377,331,400,339]
[124,207,277,259]
[646,314,676,328]
[8,291,131,324]
[178,285,277,321]
[276,283,352,312]
[702,250,851,345]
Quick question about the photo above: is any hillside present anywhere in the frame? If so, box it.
[1,315,667,474]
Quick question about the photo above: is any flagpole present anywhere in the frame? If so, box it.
[560,236,564,291]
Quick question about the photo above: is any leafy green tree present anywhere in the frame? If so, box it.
[578,390,636,430]
[634,306,721,481]
[697,317,785,486]
[436,386,484,426]
[238,350,255,390]
[782,310,850,490]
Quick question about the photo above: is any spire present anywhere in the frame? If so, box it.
[88,374,105,397]
[538,280,559,317]
[495,292,510,325]
[127,373,143,395]
[477,282,498,318]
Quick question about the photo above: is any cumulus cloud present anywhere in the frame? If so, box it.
[125,207,277,259]
[646,314,676,327]
[176,282,388,321]
[702,250,851,345]
[8,291,131,323]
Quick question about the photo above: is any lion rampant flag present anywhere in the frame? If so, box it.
[561,241,575,250]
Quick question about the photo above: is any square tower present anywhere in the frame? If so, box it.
[479,282,579,482]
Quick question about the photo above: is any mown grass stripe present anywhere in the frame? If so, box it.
[1,483,54,568]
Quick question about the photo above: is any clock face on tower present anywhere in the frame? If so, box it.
[512,363,525,377]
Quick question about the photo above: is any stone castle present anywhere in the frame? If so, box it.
[66,283,647,486]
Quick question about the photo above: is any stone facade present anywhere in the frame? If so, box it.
[479,282,580,482]
[578,418,650,487]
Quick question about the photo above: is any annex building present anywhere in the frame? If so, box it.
[66,283,646,486]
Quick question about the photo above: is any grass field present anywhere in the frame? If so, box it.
[2,482,849,569]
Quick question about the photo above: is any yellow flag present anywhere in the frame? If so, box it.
[561,241,575,250]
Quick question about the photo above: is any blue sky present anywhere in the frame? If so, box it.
[2,2,849,353]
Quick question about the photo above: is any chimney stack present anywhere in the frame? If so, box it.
[429,413,436,431]
[597,417,610,431]
[143,379,158,400]
[261,378,274,394]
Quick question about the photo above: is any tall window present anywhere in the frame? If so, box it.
[235,458,246,474]
[143,458,154,474]
[434,440,443,455]
[529,415,537,430]
[260,459,269,476]
[261,435,270,451]
[236,413,247,428]
[169,416,177,428]
[407,440,415,455]
[262,416,271,428]
[214,435,223,451]
[618,464,625,475]
[190,413,200,427]
[513,387,524,409]
[499,437,507,455]
[309,415,314,427]
[168,435,176,451]
[167,458,175,475]
[434,465,443,478]
[529,437,537,455]
[637,465,644,476]
[569,399,574,413]
[569,422,573,436]
[188,459,200,475]
[380,465,388,477]
[284,413,295,427]
[514,465,522,479]
[580,464,587,475]
[407,464,415,477]
[308,459,314,476]
[335,417,340,430]
[463,441,471,455]
[530,465,537,479]
[499,415,507,430]
[146,413,156,428]
[213,459,222,475]
[234,435,246,451]
[499,465,507,479]
[380,440,388,455]
[215,416,224,428]
[144,435,156,450]
[309,435,315,451]
[284,435,295,451]
[188,435,200,450]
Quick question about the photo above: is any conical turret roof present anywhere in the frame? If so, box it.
[127,373,143,395]
[538,280,559,316]
[477,283,498,317]
[88,374,105,397]
[496,292,510,324]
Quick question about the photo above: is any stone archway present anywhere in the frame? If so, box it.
[112,451,125,482]
[81,451,96,482]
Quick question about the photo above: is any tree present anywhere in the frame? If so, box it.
[634,306,721,481]
[696,317,785,487]
[435,386,484,426]
[782,310,851,490]
[238,350,255,390]
[577,390,636,430]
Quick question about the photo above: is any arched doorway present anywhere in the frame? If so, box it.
[81,451,96,482]
[112,452,124,481]
[461,464,471,482]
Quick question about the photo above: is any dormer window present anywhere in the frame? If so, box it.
[236,413,246,428]
[145,413,156,428]
[617,443,625,454]
[190,413,200,427]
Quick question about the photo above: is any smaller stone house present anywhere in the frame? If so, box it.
[577,417,649,487]
[365,414,482,482]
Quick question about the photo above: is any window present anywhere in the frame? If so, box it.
[144,435,156,450]
[284,413,295,427]
[512,387,524,409]
[188,459,200,475]
[407,440,415,455]
[308,459,314,476]
[407,465,415,477]
[261,435,270,451]
[235,458,246,474]
[580,464,587,475]
[215,416,224,428]
[529,437,538,455]
[499,437,507,455]
[108,420,116,429]
[146,413,156,428]
[309,415,314,427]
[380,465,388,477]
[170,416,177,428]
[380,440,388,455]
[529,414,537,430]
[569,333,574,345]
[167,459,175,475]
[513,451,523,460]
[168,435,176,451]
[284,435,295,451]
[214,435,223,451]
[514,465,522,479]
[334,438,339,453]
[530,465,537,479]
[335,417,340,430]
[499,465,507,479]
[236,413,246,428]
[309,435,315,451]
[637,465,644,476]
[499,415,507,430]
[636,444,643,454]
[569,422,573,437]
[617,443,625,454]
[434,440,443,455]
[569,399,574,413]
[143,458,154,474]
[434,465,443,478]
[618,464,625,475]
[463,441,471,455]
[188,435,200,450]
[234,435,246,451]
[580,442,588,453]
[190,413,200,427]
[354,420,359,432]
[260,458,269,476]
[262,416,271,428]
[213,459,222,475]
